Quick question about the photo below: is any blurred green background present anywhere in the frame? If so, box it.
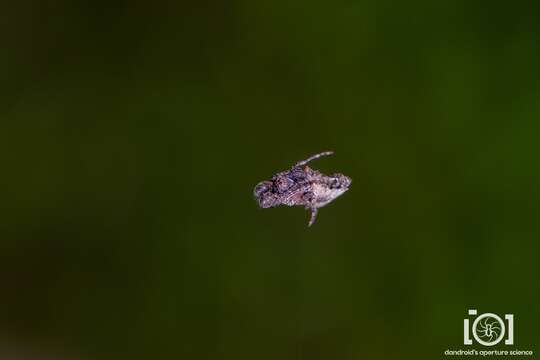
[1,1,539,359]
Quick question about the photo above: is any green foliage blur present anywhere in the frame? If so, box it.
[2,1,539,359]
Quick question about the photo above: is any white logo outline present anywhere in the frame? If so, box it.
[472,313,505,346]
[464,309,514,346]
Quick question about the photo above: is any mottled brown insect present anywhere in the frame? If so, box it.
[253,151,351,226]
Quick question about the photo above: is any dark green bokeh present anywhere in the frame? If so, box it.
[1,1,539,359]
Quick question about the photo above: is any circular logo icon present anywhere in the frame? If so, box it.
[472,313,505,346]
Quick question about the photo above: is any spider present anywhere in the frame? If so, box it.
[476,317,501,342]
[253,151,351,226]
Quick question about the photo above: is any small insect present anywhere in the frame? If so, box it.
[253,151,351,227]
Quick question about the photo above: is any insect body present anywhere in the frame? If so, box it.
[253,151,351,226]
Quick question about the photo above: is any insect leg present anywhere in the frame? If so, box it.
[295,151,334,167]
[308,207,318,227]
